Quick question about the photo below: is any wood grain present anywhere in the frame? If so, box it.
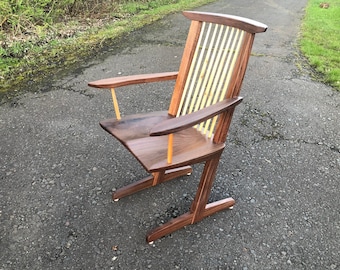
[88,72,178,88]
[89,11,267,242]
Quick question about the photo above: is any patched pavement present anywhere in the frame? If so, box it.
[1,0,339,269]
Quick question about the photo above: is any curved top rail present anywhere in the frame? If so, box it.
[183,11,268,34]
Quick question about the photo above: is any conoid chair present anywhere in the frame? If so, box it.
[88,11,267,242]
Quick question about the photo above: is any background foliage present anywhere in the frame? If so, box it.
[0,0,192,95]
[0,0,338,98]
[0,0,179,35]
[1,0,119,34]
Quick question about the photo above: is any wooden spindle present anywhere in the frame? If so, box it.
[167,133,174,164]
[111,88,121,120]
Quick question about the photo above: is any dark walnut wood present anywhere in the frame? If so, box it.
[100,111,225,172]
[88,72,178,88]
[150,97,243,136]
[88,11,267,243]
[183,11,268,34]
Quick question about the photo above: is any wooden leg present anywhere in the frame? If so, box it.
[190,155,222,223]
[113,166,192,200]
[146,154,235,243]
[146,198,234,243]
[146,213,194,243]
[201,197,235,219]
[113,175,154,200]
[161,166,192,182]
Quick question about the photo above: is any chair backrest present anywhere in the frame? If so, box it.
[168,11,267,142]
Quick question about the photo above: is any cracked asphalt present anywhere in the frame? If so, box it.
[1,0,339,269]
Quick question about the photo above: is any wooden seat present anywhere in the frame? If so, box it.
[88,11,267,242]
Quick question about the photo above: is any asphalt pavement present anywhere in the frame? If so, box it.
[1,0,339,269]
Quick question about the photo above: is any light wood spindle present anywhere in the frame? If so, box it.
[111,88,121,120]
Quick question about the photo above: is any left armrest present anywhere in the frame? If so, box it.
[88,72,178,89]
[150,97,243,136]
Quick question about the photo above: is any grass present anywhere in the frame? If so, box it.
[2,0,338,100]
[0,0,215,99]
[300,0,340,90]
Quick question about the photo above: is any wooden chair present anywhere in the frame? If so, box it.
[88,11,267,242]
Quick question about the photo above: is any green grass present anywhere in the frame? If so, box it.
[2,0,340,99]
[0,0,215,97]
[300,0,340,90]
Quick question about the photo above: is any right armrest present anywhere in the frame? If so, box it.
[150,97,243,136]
[88,72,178,88]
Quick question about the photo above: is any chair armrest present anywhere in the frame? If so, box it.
[150,97,243,136]
[88,72,178,88]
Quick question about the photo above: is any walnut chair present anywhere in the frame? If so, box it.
[88,11,267,243]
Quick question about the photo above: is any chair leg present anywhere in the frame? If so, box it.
[146,154,234,243]
[113,174,154,200]
[113,166,192,200]
[190,154,230,223]
[146,213,194,243]
[161,166,193,182]
[146,199,235,243]
[200,197,235,220]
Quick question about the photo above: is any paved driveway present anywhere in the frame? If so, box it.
[1,0,339,269]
